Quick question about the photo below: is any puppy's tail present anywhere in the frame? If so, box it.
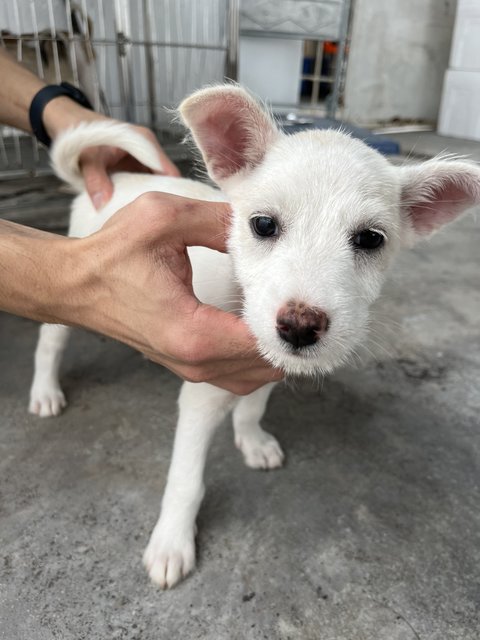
[50,120,164,191]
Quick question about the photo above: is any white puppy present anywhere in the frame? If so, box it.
[29,86,480,588]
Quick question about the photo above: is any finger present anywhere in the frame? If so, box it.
[207,371,284,395]
[158,350,282,386]
[172,305,283,383]
[189,304,261,359]
[156,148,181,177]
[160,350,277,381]
[156,303,268,370]
[81,158,114,209]
[157,350,283,393]
[144,350,281,395]
[134,126,181,177]
[206,357,284,385]
[159,195,233,253]
[110,152,181,178]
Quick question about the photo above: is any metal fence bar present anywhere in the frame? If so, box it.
[64,0,80,87]
[0,33,231,51]
[114,0,133,123]
[226,0,239,80]
[47,0,61,83]
[97,0,109,116]
[143,0,157,131]
[311,40,324,105]
[327,0,351,118]
[0,136,8,166]
[81,0,102,112]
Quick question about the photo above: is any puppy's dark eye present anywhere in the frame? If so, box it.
[352,229,385,250]
[251,215,279,238]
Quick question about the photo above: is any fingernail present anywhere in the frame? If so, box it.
[92,192,105,210]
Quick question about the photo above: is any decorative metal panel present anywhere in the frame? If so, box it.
[240,0,343,39]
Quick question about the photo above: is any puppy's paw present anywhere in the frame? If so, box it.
[235,428,285,470]
[143,525,196,589]
[29,383,67,417]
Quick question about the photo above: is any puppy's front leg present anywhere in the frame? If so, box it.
[233,383,284,469]
[143,381,237,589]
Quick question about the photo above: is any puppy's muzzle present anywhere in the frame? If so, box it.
[276,302,329,349]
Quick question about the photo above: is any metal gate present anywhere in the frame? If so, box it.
[0,0,239,178]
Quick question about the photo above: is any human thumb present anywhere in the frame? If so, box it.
[82,160,114,210]
[162,196,233,253]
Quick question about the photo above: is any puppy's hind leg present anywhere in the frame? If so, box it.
[233,382,284,470]
[143,381,237,589]
[29,323,71,417]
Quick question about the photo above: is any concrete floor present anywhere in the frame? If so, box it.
[1,133,480,639]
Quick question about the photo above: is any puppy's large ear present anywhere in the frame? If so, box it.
[399,160,480,237]
[179,85,280,184]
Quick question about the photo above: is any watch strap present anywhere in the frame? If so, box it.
[29,81,93,148]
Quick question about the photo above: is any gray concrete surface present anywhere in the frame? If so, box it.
[1,141,479,639]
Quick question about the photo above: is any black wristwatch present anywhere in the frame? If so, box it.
[29,82,94,148]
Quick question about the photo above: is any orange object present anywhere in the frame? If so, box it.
[324,41,338,55]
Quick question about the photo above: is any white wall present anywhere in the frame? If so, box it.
[239,37,303,105]
[344,0,457,124]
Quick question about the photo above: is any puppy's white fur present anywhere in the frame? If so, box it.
[29,86,480,588]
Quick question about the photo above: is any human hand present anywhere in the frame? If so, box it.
[71,192,283,394]
[0,49,179,201]
[42,97,180,209]
[78,123,181,209]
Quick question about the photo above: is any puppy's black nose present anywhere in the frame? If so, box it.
[276,302,329,349]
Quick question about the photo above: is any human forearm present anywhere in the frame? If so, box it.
[0,219,84,324]
[0,48,45,133]
[0,48,102,138]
